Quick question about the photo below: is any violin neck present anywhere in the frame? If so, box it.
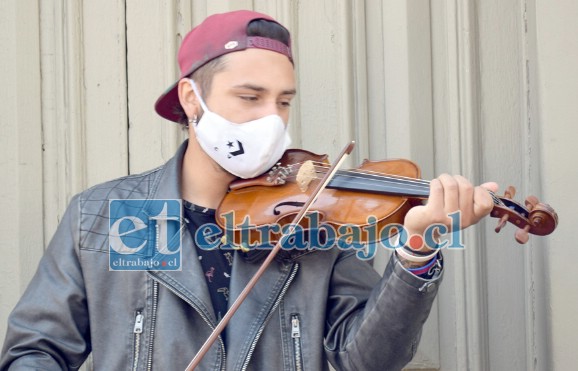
[326,170,431,199]
[323,170,510,211]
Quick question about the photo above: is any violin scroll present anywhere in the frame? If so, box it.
[490,186,558,244]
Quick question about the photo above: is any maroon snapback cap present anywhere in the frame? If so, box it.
[155,10,293,123]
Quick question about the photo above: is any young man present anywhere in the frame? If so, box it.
[0,10,496,370]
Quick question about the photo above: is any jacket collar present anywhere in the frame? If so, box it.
[149,139,189,201]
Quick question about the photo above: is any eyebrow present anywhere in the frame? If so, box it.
[232,83,297,96]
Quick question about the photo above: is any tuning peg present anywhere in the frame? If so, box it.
[525,195,539,211]
[515,225,531,244]
[495,214,509,233]
[504,186,516,199]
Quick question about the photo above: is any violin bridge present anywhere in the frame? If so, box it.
[296,160,316,192]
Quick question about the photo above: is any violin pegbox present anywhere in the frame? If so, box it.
[490,186,558,244]
[266,162,292,185]
[266,160,318,192]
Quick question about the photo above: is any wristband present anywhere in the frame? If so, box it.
[395,245,438,263]
[390,233,439,263]
[402,244,436,256]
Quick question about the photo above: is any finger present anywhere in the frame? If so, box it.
[480,181,499,194]
[473,185,495,219]
[427,178,444,211]
[455,175,474,226]
[438,173,459,214]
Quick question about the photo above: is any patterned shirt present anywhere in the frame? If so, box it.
[183,201,233,338]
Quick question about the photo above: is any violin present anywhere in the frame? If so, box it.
[186,142,558,370]
[217,147,558,249]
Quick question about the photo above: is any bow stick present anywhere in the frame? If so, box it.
[185,141,356,370]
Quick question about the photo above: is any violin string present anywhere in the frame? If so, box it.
[327,174,430,194]
[316,162,429,185]
[311,162,430,191]
[284,161,430,188]
[286,164,429,190]
[488,191,505,206]
[281,161,429,195]
[332,168,430,189]
[279,161,503,205]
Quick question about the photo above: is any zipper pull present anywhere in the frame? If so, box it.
[291,316,301,338]
[133,313,144,334]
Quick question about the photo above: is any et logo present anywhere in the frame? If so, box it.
[108,199,182,271]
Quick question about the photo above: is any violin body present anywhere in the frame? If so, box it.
[218,149,423,249]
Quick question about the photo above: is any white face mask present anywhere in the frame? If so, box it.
[189,79,292,179]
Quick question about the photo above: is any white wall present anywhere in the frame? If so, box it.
[535,0,578,368]
[0,0,44,348]
[1,0,576,369]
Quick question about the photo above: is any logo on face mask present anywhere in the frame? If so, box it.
[227,140,245,158]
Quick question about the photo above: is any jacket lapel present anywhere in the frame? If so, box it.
[148,229,217,324]
[145,139,216,323]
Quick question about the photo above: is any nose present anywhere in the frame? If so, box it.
[259,100,289,123]
[260,100,280,117]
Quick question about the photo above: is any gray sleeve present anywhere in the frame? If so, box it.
[324,252,442,371]
[0,195,90,370]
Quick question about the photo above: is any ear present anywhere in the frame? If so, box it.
[177,78,201,119]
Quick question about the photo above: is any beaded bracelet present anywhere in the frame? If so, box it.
[407,256,438,276]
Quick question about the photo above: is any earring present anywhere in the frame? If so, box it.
[185,115,197,129]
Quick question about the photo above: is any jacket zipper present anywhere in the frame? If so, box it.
[291,314,303,371]
[133,311,144,371]
[151,276,227,371]
[145,280,159,371]
[240,263,300,371]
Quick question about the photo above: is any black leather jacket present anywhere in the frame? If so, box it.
[1,141,442,370]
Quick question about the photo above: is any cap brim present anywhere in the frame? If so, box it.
[154,80,182,123]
